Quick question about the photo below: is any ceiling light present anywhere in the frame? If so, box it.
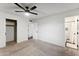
[24,12,30,16]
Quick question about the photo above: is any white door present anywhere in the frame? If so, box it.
[28,22,34,38]
[6,26,15,42]
[28,22,38,39]
[65,16,77,49]
[32,23,38,39]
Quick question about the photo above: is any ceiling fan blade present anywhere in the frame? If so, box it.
[30,6,37,10]
[29,11,38,15]
[15,11,25,12]
[14,3,26,11]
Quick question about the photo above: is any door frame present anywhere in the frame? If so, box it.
[6,18,17,42]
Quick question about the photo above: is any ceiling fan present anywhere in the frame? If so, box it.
[14,3,38,15]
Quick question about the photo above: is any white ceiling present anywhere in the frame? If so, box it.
[0,3,79,20]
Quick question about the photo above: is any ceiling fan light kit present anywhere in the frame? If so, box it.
[24,12,30,16]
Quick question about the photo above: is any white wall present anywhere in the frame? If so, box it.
[0,12,28,48]
[34,8,79,47]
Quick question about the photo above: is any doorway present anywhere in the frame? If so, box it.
[28,20,38,40]
[6,19,17,46]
